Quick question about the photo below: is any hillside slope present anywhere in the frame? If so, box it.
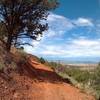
[0,42,95,100]
[25,57,95,100]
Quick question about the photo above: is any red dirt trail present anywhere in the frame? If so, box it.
[26,57,95,100]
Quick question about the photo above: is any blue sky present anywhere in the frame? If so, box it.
[24,0,100,63]
[55,0,100,19]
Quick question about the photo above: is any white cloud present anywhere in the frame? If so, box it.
[45,14,94,38]
[73,18,93,27]
[23,13,99,59]
[47,14,64,21]
[24,37,100,58]
[72,39,100,47]
[45,13,74,37]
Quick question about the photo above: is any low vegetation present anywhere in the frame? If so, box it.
[60,65,100,100]
[40,58,100,100]
[91,66,100,99]
[0,42,97,99]
[39,57,46,64]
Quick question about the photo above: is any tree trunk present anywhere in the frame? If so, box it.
[6,35,12,52]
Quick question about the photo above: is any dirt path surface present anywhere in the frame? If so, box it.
[27,57,95,100]
[0,54,95,100]
[0,42,95,100]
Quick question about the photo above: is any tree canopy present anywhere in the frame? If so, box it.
[0,0,58,51]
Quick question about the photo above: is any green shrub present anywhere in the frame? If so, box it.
[39,57,45,64]
[98,62,100,66]
[47,61,63,71]
[91,66,100,99]
[64,68,91,84]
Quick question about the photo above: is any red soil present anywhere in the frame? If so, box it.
[26,57,95,100]
[0,55,95,100]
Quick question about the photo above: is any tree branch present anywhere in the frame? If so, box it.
[15,42,34,47]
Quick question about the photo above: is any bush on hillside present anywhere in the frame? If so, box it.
[46,61,100,99]
[39,57,46,64]
[91,66,100,99]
